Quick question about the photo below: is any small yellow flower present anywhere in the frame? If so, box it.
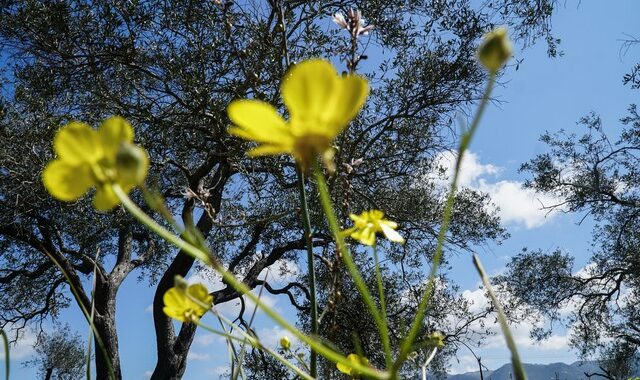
[426,331,445,348]
[42,116,149,211]
[342,210,404,246]
[227,59,369,171]
[336,353,370,376]
[279,336,291,350]
[162,281,213,323]
[478,27,513,73]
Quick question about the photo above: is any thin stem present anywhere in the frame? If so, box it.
[473,254,526,380]
[421,347,438,380]
[296,168,319,377]
[373,244,392,368]
[312,163,392,365]
[203,313,312,380]
[113,185,388,379]
[39,248,115,380]
[1,329,8,380]
[393,73,496,374]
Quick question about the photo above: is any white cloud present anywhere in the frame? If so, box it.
[461,288,490,314]
[195,333,217,347]
[254,325,300,349]
[207,366,229,377]
[428,150,562,229]
[213,291,279,320]
[477,179,561,228]
[449,354,483,374]
[0,325,37,360]
[431,151,501,188]
[187,351,212,361]
[144,370,153,379]
[259,259,300,285]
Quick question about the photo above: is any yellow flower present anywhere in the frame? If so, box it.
[279,336,291,350]
[342,210,404,246]
[478,27,512,73]
[162,281,213,323]
[336,353,370,376]
[227,59,369,171]
[426,331,445,348]
[42,116,149,211]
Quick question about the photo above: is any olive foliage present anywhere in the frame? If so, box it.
[0,0,559,378]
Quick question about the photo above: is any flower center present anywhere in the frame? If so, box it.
[293,134,331,169]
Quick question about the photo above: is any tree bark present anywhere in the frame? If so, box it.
[93,279,122,380]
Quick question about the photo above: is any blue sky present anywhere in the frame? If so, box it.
[5,1,640,378]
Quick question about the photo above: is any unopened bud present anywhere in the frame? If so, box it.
[116,142,149,185]
[173,275,189,292]
[280,336,291,350]
[478,27,512,73]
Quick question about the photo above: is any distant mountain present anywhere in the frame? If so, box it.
[448,360,639,380]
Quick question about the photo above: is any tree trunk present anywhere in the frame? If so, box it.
[150,252,198,380]
[93,280,122,380]
[44,367,53,380]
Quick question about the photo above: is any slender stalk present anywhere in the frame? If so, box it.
[312,163,392,364]
[86,249,100,380]
[296,168,319,377]
[1,329,8,380]
[233,274,268,380]
[113,185,388,379]
[39,248,115,380]
[196,320,313,380]
[277,0,318,371]
[372,244,392,368]
[473,254,526,380]
[421,347,438,380]
[393,73,496,374]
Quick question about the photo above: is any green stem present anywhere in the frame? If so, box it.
[39,248,115,380]
[113,184,388,379]
[473,254,526,380]
[1,329,8,380]
[373,244,392,369]
[311,163,392,366]
[393,73,496,374]
[202,313,311,380]
[296,167,318,377]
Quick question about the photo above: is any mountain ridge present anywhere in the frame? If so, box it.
[447,360,639,380]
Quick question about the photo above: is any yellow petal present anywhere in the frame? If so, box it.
[247,144,291,157]
[162,306,187,322]
[53,122,101,164]
[329,75,369,133]
[98,116,134,157]
[42,161,94,201]
[282,59,369,137]
[380,222,404,244]
[336,354,367,375]
[353,226,375,246]
[227,100,291,144]
[380,219,398,229]
[368,210,385,221]
[163,288,188,322]
[187,283,213,309]
[281,60,339,130]
[349,213,367,227]
[93,184,121,211]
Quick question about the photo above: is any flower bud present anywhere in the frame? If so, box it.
[116,142,149,185]
[426,331,445,348]
[173,275,189,292]
[478,27,512,73]
[279,336,291,350]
